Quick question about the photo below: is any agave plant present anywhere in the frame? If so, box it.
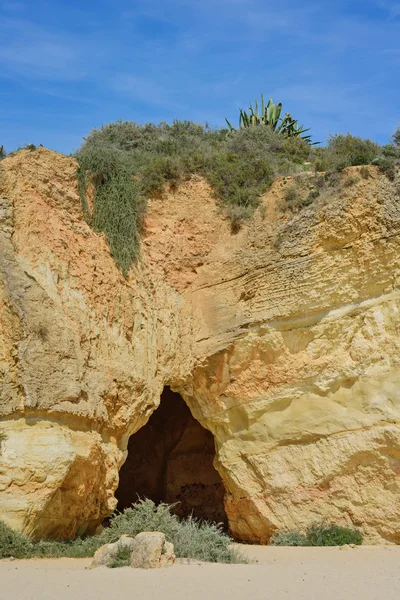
[226,95,317,144]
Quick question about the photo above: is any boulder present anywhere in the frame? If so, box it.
[130,532,175,569]
[91,535,135,567]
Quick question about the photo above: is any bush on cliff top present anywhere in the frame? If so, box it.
[75,121,395,276]
[0,499,245,564]
[75,120,311,274]
[393,126,400,147]
[270,523,363,547]
[311,134,379,172]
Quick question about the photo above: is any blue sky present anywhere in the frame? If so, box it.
[1,0,399,154]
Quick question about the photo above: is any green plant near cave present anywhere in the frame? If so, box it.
[0,499,247,564]
[270,523,363,547]
[225,94,316,144]
[269,530,308,546]
[306,523,363,546]
[0,520,33,558]
[108,545,132,568]
[99,499,246,564]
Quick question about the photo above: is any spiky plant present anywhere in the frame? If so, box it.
[226,95,316,144]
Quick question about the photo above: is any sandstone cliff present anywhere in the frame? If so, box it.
[0,148,399,543]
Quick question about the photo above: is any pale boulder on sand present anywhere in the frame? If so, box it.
[130,532,175,569]
[91,535,136,567]
[91,532,175,569]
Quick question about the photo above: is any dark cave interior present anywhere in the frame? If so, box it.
[115,387,227,525]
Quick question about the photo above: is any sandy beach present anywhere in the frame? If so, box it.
[1,545,400,600]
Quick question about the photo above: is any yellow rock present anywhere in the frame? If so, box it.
[0,149,399,544]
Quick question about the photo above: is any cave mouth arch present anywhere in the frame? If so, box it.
[115,387,228,526]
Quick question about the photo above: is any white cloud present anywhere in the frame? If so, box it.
[376,1,400,17]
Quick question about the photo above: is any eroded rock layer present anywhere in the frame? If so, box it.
[0,148,399,543]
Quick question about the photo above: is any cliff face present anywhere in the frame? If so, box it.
[0,148,399,543]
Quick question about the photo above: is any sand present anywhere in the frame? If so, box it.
[1,545,400,600]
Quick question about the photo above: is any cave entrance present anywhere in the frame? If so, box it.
[115,387,228,526]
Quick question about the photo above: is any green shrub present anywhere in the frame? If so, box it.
[76,145,146,276]
[141,155,184,195]
[371,144,400,181]
[0,521,33,558]
[100,499,245,564]
[393,126,400,147]
[327,134,379,167]
[381,143,400,159]
[31,536,99,559]
[284,186,301,209]
[270,523,363,547]
[0,499,246,564]
[283,174,325,212]
[281,136,312,164]
[343,175,360,187]
[270,531,307,546]
[206,151,273,214]
[0,145,6,160]
[371,156,398,181]
[306,524,363,546]
[360,166,372,179]
[312,134,380,172]
[108,545,132,568]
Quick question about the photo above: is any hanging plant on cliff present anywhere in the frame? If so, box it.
[225,94,317,144]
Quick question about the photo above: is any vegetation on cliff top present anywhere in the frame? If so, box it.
[75,119,399,275]
[75,119,312,274]
[1,103,399,276]
[0,499,245,564]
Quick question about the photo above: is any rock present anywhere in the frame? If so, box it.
[91,535,135,567]
[0,150,400,544]
[130,532,175,569]
[340,544,358,551]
